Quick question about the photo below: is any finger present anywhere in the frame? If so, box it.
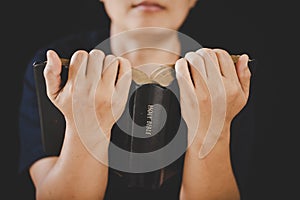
[102,55,119,88]
[236,54,251,98]
[109,57,132,122]
[43,50,62,99]
[175,58,199,134]
[68,50,89,83]
[115,57,132,94]
[175,58,197,102]
[213,49,238,81]
[175,57,194,88]
[196,48,221,76]
[86,49,105,81]
[184,52,207,88]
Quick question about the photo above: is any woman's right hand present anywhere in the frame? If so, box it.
[44,49,132,139]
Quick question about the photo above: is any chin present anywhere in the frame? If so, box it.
[130,23,177,31]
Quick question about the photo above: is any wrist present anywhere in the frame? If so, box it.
[186,121,232,158]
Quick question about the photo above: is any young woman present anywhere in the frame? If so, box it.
[19,0,252,199]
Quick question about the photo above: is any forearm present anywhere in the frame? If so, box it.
[180,124,240,200]
[31,120,109,200]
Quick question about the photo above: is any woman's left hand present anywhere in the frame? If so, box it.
[175,48,251,200]
[175,48,251,151]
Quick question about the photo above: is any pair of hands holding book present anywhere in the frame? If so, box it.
[44,48,251,156]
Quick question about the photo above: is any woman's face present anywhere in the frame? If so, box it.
[102,0,197,32]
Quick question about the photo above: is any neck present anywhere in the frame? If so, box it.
[110,25,181,70]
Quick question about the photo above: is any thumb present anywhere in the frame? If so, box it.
[43,50,62,100]
[236,54,251,98]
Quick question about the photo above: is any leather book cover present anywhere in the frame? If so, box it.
[33,61,68,156]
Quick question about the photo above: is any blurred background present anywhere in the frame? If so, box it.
[4,0,298,199]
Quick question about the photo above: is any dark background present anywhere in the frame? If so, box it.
[4,0,298,199]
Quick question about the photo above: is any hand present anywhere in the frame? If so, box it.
[175,48,251,154]
[176,48,250,200]
[44,49,132,138]
[32,49,132,200]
